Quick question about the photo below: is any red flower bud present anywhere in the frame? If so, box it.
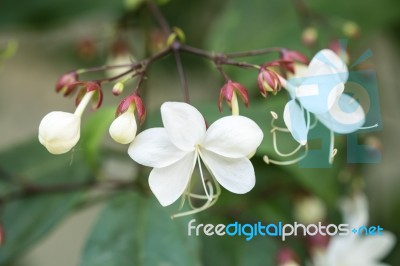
[55,72,78,95]
[281,49,309,65]
[218,80,249,112]
[75,82,103,110]
[116,93,146,124]
[257,67,282,97]
[306,231,330,251]
[276,247,300,266]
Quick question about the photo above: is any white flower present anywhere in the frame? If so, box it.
[38,91,94,154]
[312,193,396,266]
[128,102,263,206]
[283,49,365,145]
[109,109,137,144]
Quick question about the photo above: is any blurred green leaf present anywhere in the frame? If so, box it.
[0,0,125,28]
[206,0,303,53]
[307,0,400,30]
[80,192,201,266]
[81,107,116,170]
[202,234,278,266]
[0,140,91,265]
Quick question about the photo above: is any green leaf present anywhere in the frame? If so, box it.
[0,140,91,265]
[202,234,278,266]
[81,107,116,170]
[0,0,125,28]
[80,192,201,266]
[307,0,400,30]
[206,0,303,53]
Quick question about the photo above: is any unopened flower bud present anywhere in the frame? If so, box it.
[257,68,281,97]
[329,40,349,64]
[281,49,309,65]
[109,108,137,144]
[55,72,78,95]
[218,80,249,112]
[112,82,125,96]
[276,247,300,266]
[39,91,95,154]
[38,111,81,154]
[116,93,146,124]
[302,27,318,47]
[342,21,360,38]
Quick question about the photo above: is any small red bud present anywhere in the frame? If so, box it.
[281,49,309,65]
[112,82,125,96]
[76,38,96,60]
[306,231,330,252]
[55,72,78,94]
[116,93,146,124]
[276,247,300,266]
[257,67,282,97]
[218,80,249,112]
[329,40,349,64]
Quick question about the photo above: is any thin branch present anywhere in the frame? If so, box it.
[146,0,171,35]
[0,179,137,206]
[173,48,190,103]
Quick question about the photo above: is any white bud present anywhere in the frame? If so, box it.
[109,111,137,144]
[38,111,81,154]
[294,196,326,225]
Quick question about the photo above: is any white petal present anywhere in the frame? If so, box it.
[149,152,196,206]
[340,193,369,228]
[283,100,308,145]
[316,93,365,134]
[351,232,396,263]
[200,149,255,194]
[161,102,206,151]
[293,49,348,114]
[308,49,348,83]
[128,128,186,168]
[109,111,137,144]
[203,115,263,158]
[38,111,80,154]
[325,236,356,265]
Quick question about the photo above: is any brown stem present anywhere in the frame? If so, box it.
[0,179,137,206]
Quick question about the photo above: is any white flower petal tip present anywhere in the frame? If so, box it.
[161,102,206,152]
[148,152,196,206]
[283,100,308,146]
[204,115,263,158]
[201,149,255,194]
[109,111,137,144]
[38,111,81,154]
[317,93,365,134]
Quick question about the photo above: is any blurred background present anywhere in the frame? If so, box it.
[1,0,400,265]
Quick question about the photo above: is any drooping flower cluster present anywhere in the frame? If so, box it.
[38,38,377,215]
